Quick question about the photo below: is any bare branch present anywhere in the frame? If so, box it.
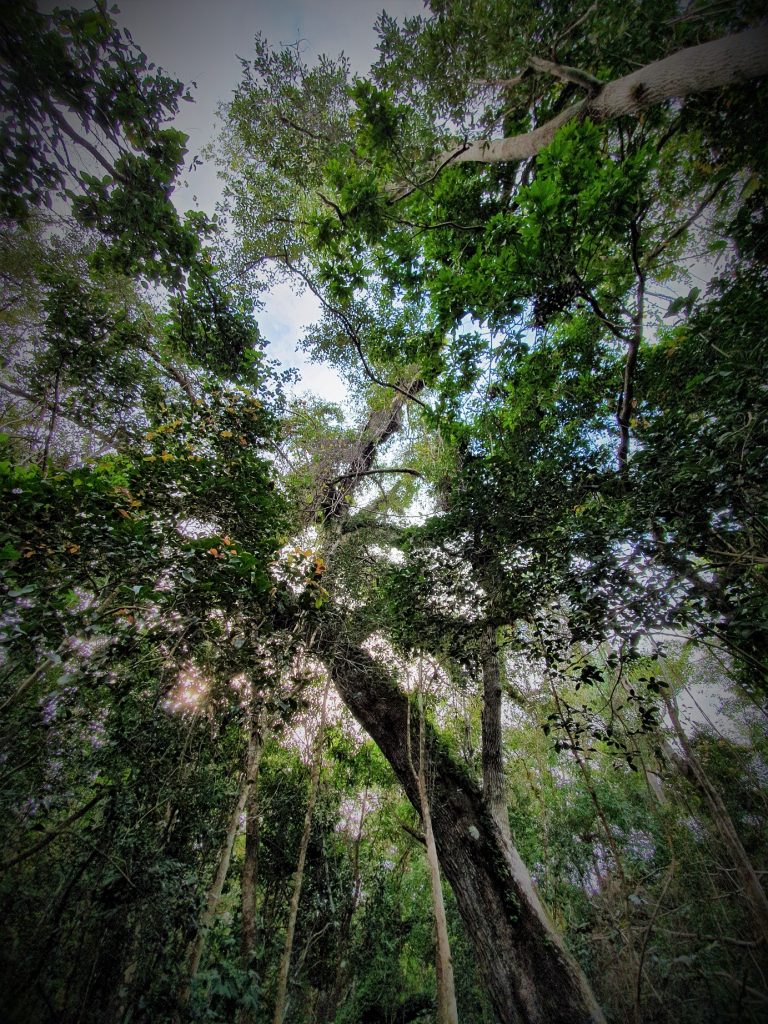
[0,379,127,446]
[646,180,727,263]
[527,56,603,92]
[328,467,423,486]
[471,73,528,90]
[47,105,121,182]
[552,1,599,49]
[392,26,768,189]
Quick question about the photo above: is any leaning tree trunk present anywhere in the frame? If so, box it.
[312,378,604,1023]
[314,621,605,1024]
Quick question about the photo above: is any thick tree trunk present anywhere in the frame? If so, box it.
[315,622,605,1024]
[664,696,768,951]
[271,681,329,1024]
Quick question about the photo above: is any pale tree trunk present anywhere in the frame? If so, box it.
[176,774,250,1013]
[664,695,768,951]
[481,625,572,953]
[316,623,606,1024]
[271,680,330,1024]
[410,681,459,1024]
[389,24,768,197]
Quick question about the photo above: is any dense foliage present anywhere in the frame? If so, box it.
[1,3,767,1023]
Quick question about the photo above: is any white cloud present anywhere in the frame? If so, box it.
[258,280,346,404]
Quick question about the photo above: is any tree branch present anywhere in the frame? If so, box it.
[328,467,423,486]
[282,256,431,412]
[617,218,646,477]
[646,180,727,263]
[527,56,603,93]
[391,26,768,192]
[0,379,128,446]
[47,105,121,182]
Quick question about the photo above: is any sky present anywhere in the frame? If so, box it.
[96,0,427,401]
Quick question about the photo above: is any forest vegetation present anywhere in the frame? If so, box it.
[1,1,768,1022]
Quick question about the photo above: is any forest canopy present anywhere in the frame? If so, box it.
[1,2,768,1023]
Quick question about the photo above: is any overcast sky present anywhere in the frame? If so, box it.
[96,0,426,401]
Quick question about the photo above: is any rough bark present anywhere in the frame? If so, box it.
[664,696,768,951]
[271,681,330,1024]
[390,25,768,197]
[314,621,605,1024]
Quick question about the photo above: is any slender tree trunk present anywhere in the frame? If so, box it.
[176,774,250,1013]
[321,786,368,1022]
[480,623,511,845]
[410,684,459,1024]
[316,623,606,1024]
[664,695,768,950]
[271,681,330,1024]
[237,711,266,1024]
[240,714,265,966]
[482,625,573,958]
[111,912,141,1024]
